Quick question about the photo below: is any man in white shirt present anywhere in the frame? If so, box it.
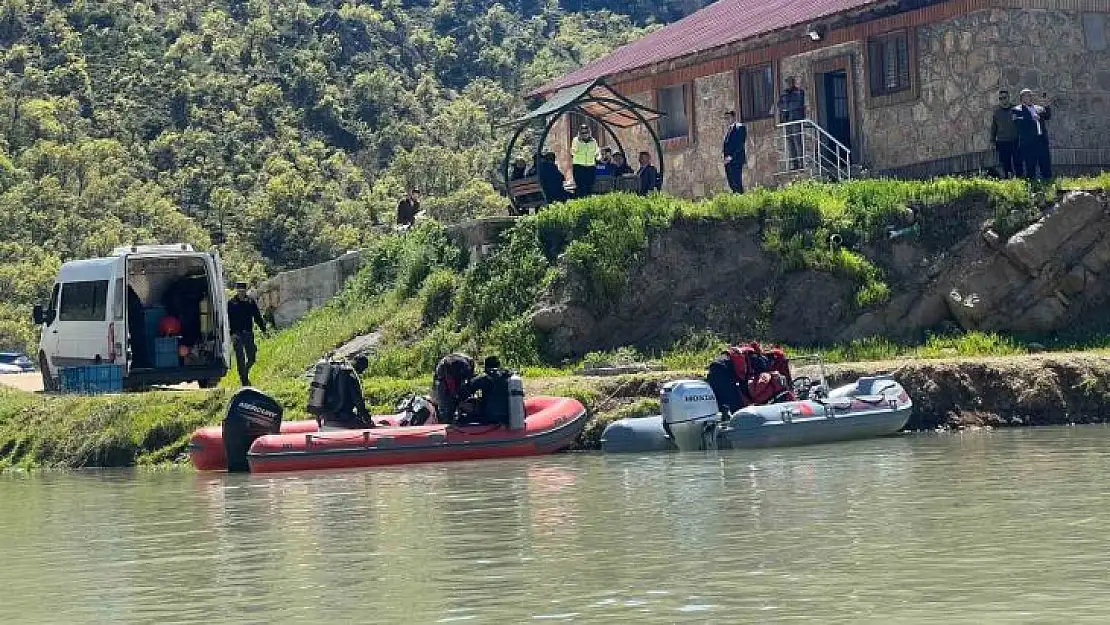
[1011,88,1054,181]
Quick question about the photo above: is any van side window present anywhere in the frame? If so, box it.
[59,280,109,322]
[113,278,125,321]
[47,284,60,316]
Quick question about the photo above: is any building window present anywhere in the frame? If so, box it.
[656,84,690,140]
[868,31,912,97]
[1083,13,1107,52]
[739,64,774,122]
[59,280,108,322]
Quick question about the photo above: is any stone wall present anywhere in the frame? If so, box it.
[255,250,363,329]
[545,5,1110,197]
[445,216,519,266]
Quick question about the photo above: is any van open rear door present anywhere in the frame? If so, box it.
[209,251,232,371]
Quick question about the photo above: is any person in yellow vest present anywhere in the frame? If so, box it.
[570,124,600,197]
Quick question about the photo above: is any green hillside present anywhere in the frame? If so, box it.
[0,0,699,351]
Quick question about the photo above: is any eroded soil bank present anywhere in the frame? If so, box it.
[2,352,1108,468]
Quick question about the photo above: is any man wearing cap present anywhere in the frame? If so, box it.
[227,282,267,386]
[1011,88,1054,181]
[722,110,748,193]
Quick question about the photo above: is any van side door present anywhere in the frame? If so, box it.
[55,279,111,366]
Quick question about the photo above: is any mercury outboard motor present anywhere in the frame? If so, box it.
[661,380,720,452]
[223,387,284,473]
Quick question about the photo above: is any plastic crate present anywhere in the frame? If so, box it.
[153,337,180,369]
[60,365,123,395]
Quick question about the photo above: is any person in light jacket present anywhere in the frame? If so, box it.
[570,124,600,197]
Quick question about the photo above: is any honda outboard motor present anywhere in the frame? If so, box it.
[223,387,284,473]
[661,380,720,452]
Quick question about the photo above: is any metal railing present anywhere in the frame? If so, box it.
[775,119,851,183]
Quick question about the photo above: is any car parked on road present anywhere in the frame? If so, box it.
[0,352,34,374]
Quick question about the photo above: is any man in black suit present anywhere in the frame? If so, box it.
[1011,88,1054,181]
[722,110,748,193]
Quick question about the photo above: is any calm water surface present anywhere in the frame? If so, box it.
[3,427,1110,624]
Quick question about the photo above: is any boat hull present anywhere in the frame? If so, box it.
[600,376,913,453]
[190,397,588,473]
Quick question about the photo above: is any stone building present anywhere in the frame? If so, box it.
[531,0,1110,197]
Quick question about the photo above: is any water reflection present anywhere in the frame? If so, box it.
[3,427,1110,623]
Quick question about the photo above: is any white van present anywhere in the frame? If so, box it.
[33,244,233,391]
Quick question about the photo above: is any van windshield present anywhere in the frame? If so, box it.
[59,280,109,321]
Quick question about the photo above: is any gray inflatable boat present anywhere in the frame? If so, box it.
[600,357,913,453]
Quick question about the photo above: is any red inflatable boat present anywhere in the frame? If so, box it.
[189,395,588,473]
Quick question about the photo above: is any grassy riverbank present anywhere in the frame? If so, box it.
[3,175,1110,469]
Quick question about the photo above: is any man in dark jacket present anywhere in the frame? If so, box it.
[456,355,512,426]
[1011,88,1053,181]
[537,152,571,203]
[318,356,375,430]
[722,110,748,193]
[636,151,661,195]
[776,76,806,170]
[227,281,267,386]
[990,90,1022,178]
[396,188,421,228]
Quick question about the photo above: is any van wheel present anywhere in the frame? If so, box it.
[39,353,59,393]
[198,378,219,389]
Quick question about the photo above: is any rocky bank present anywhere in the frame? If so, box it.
[532,189,1110,358]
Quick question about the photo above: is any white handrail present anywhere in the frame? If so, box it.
[775,119,851,183]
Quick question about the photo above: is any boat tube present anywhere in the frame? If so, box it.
[190,389,588,473]
[601,356,913,453]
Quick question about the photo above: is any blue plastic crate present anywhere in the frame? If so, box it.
[60,365,123,395]
[153,337,180,369]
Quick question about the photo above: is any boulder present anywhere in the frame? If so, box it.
[944,254,1028,329]
[1004,191,1104,275]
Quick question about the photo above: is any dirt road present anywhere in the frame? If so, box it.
[0,372,43,393]
[0,372,201,394]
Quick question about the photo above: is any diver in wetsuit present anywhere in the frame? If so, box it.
[318,356,376,430]
[455,356,512,426]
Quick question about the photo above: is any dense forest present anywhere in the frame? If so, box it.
[0,0,711,351]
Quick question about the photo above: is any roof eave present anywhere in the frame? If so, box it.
[528,0,904,99]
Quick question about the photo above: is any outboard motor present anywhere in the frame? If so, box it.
[223,387,284,473]
[660,380,720,452]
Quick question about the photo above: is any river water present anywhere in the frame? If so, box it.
[2,427,1110,624]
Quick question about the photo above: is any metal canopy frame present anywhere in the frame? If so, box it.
[501,79,667,211]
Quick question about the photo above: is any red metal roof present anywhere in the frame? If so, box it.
[533,0,884,96]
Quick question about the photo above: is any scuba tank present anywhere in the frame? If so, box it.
[306,356,333,415]
[508,373,526,430]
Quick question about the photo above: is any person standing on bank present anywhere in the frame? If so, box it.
[776,76,806,170]
[1012,88,1054,181]
[570,124,600,197]
[722,110,748,193]
[227,281,267,387]
[990,90,1022,178]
